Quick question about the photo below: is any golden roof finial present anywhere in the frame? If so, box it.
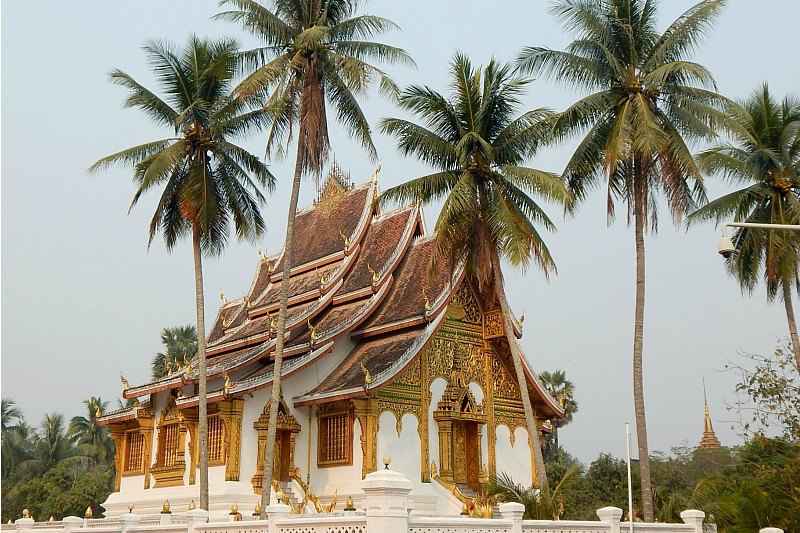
[120,374,129,391]
[84,506,93,519]
[220,291,226,303]
[320,268,332,286]
[367,263,380,284]
[308,319,320,342]
[360,360,373,386]
[223,372,232,395]
[699,378,721,449]
[269,315,278,335]
[95,406,102,418]
[339,229,351,248]
[423,287,432,313]
[161,500,171,514]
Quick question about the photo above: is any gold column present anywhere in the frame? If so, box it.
[353,399,378,478]
[438,420,453,482]
[110,432,125,492]
[483,350,497,478]
[142,427,153,489]
[419,348,430,482]
[219,399,244,481]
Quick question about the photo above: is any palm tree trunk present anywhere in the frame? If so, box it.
[632,184,653,522]
[259,153,303,518]
[782,282,800,371]
[192,223,209,510]
[490,253,548,491]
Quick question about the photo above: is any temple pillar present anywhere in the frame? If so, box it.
[483,350,497,478]
[141,427,153,489]
[419,348,430,482]
[110,431,125,492]
[437,420,453,482]
[219,399,244,481]
[353,398,378,478]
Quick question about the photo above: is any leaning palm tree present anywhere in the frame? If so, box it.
[539,370,578,454]
[215,0,412,512]
[516,0,728,518]
[1,399,23,432]
[381,54,571,490]
[152,325,198,379]
[90,36,276,509]
[689,85,800,370]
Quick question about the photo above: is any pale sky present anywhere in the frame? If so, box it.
[3,1,798,463]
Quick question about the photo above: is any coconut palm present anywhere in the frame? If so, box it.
[1,399,22,432]
[151,326,198,379]
[516,0,728,518]
[26,414,76,474]
[539,370,578,454]
[90,36,276,509]
[215,0,412,512]
[689,85,800,370]
[69,397,113,464]
[381,53,571,490]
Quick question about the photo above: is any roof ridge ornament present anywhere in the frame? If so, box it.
[223,372,232,395]
[360,359,373,386]
[308,319,320,344]
[367,263,380,285]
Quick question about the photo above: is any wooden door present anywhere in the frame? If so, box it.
[465,423,480,490]
[452,422,467,484]
[272,431,291,482]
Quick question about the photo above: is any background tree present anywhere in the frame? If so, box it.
[90,36,276,509]
[689,85,800,370]
[539,370,578,458]
[517,0,728,517]
[215,0,412,512]
[381,53,571,489]
[151,325,198,379]
[69,397,113,465]
[2,398,23,431]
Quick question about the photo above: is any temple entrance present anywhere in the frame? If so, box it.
[273,429,292,482]
[252,395,301,494]
[433,372,486,492]
[452,420,481,490]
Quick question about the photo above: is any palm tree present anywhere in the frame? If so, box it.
[381,53,571,490]
[215,0,412,513]
[689,85,800,370]
[152,325,198,379]
[1,399,22,432]
[516,0,728,518]
[90,36,276,509]
[488,468,579,520]
[69,397,113,464]
[28,414,76,474]
[539,370,578,454]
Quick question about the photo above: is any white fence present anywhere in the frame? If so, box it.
[2,469,784,533]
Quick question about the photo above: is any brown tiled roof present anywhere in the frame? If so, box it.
[362,238,451,330]
[274,185,370,271]
[208,301,244,343]
[304,330,422,396]
[255,263,336,308]
[249,258,274,301]
[336,208,414,297]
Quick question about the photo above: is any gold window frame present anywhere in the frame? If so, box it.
[317,405,353,468]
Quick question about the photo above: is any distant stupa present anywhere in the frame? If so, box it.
[699,380,721,449]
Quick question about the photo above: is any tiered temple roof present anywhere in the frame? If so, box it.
[101,172,562,426]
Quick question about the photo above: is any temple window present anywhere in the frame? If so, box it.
[318,407,352,467]
[208,415,226,464]
[157,422,181,467]
[123,432,145,474]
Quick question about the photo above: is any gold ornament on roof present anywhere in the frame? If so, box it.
[339,229,351,248]
[370,162,382,185]
[367,263,380,284]
[269,315,278,335]
[360,360,373,385]
[320,269,332,286]
[120,374,129,391]
[423,288,432,313]
[223,372,232,395]
[308,320,320,342]
[95,406,102,418]
[84,506,93,519]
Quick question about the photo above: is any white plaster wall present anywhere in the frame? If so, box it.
[427,378,447,471]
[495,425,532,487]
[309,412,363,495]
[377,412,420,483]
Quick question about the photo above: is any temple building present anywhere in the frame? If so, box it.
[98,168,564,518]
[698,392,721,450]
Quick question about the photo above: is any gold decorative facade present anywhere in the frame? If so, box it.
[252,397,301,494]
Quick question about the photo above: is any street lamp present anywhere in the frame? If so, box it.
[717,222,800,258]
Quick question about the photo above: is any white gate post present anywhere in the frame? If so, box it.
[760,528,784,533]
[14,516,34,533]
[361,468,413,533]
[267,503,290,533]
[62,516,83,533]
[597,507,623,533]
[679,510,705,533]
[120,510,140,533]
[499,502,525,533]
[186,508,209,533]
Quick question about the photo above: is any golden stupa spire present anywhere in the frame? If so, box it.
[699,379,721,449]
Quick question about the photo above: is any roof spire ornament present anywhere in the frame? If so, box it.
[95,406,102,418]
[308,320,320,343]
[367,263,380,285]
[370,162,382,186]
[120,374,129,391]
[699,379,721,449]
[339,229,351,248]
[422,287,432,313]
[223,372,232,395]
[360,360,373,386]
